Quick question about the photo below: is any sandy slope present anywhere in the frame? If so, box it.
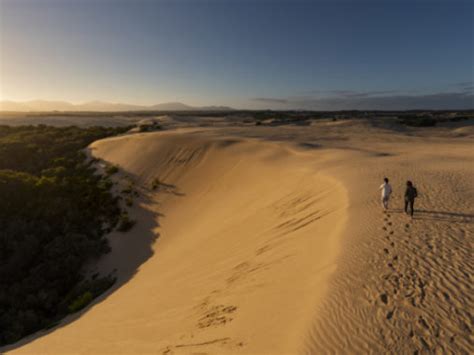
[305,137,474,353]
[5,129,348,354]
[4,120,473,354]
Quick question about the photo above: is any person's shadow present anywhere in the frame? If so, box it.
[414,210,473,223]
[391,208,473,223]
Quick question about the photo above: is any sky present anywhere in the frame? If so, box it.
[0,0,473,110]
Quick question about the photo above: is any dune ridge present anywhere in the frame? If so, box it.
[5,129,349,354]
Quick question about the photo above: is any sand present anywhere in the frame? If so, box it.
[3,119,473,354]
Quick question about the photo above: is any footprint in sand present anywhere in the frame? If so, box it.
[197,305,238,329]
[386,309,394,320]
[419,316,430,330]
[380,293,388,304]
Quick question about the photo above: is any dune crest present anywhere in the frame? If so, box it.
[7,129,348,354]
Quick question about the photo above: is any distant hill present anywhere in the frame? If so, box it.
[75,101,145,112]
[150,102,194,111]
[0,100,234,112]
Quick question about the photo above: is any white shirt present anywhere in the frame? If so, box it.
[380,183,392,198]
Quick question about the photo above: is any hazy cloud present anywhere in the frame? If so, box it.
[301,89,406,98]
[252,97,289,104]
[453,81,473,87]
[450,82,474,93]
[251,91,474,110]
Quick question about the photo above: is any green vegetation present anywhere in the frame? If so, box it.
[138,123,161,132]
[104,164,119,176]
[398,116,437,127]
[0,125,131,346]
[117,212,136,232]
[68,292,93,313]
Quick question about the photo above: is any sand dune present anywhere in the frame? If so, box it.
[4,121,472,354]
[5,129,348,354]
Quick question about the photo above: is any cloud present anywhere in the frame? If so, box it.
[251,91,474,110]
[251,97,289,104]
[453,81,473,87]
[302,89,403,98]
[448,81,474,94]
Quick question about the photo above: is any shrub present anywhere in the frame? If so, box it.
[105,164,119,176]
[117,213,136,232]
[125,196,133,207]
[399,117,437,127]
[68,292,93,313]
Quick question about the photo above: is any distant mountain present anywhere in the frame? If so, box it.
[150,102,194,111]
[25,100,76,111]
[75,101,145,112]
[0,100,77,111]
[0,101,31,111]
[148,102,234,111]
[199,106,236,111]
[0,100,234,112]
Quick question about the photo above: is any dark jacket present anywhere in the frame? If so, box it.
[405,186,418,201]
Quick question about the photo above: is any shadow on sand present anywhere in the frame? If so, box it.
[413,209,473,223]
[390,208,473,223]
[1,169,184,353]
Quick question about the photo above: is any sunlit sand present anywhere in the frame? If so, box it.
[3,117,472,354]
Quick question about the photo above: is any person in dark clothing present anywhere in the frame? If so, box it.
[404,180,418,217]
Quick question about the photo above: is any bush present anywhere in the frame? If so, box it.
[399,117,437,127]
[105,164,119,176]
[68,292,93,313]
[117,213,136,232]
[125,196,134,207]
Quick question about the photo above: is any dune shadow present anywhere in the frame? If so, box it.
[1,162,185,353]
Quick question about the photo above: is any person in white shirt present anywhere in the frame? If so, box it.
[379,177,392,210]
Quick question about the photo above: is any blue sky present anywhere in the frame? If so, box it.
[0,0,473,109]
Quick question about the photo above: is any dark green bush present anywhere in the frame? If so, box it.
[105,164,119,176]
[125,196,134,207]
[117,213,136,232]
[399,117,437,127]
[68,292,93,313]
